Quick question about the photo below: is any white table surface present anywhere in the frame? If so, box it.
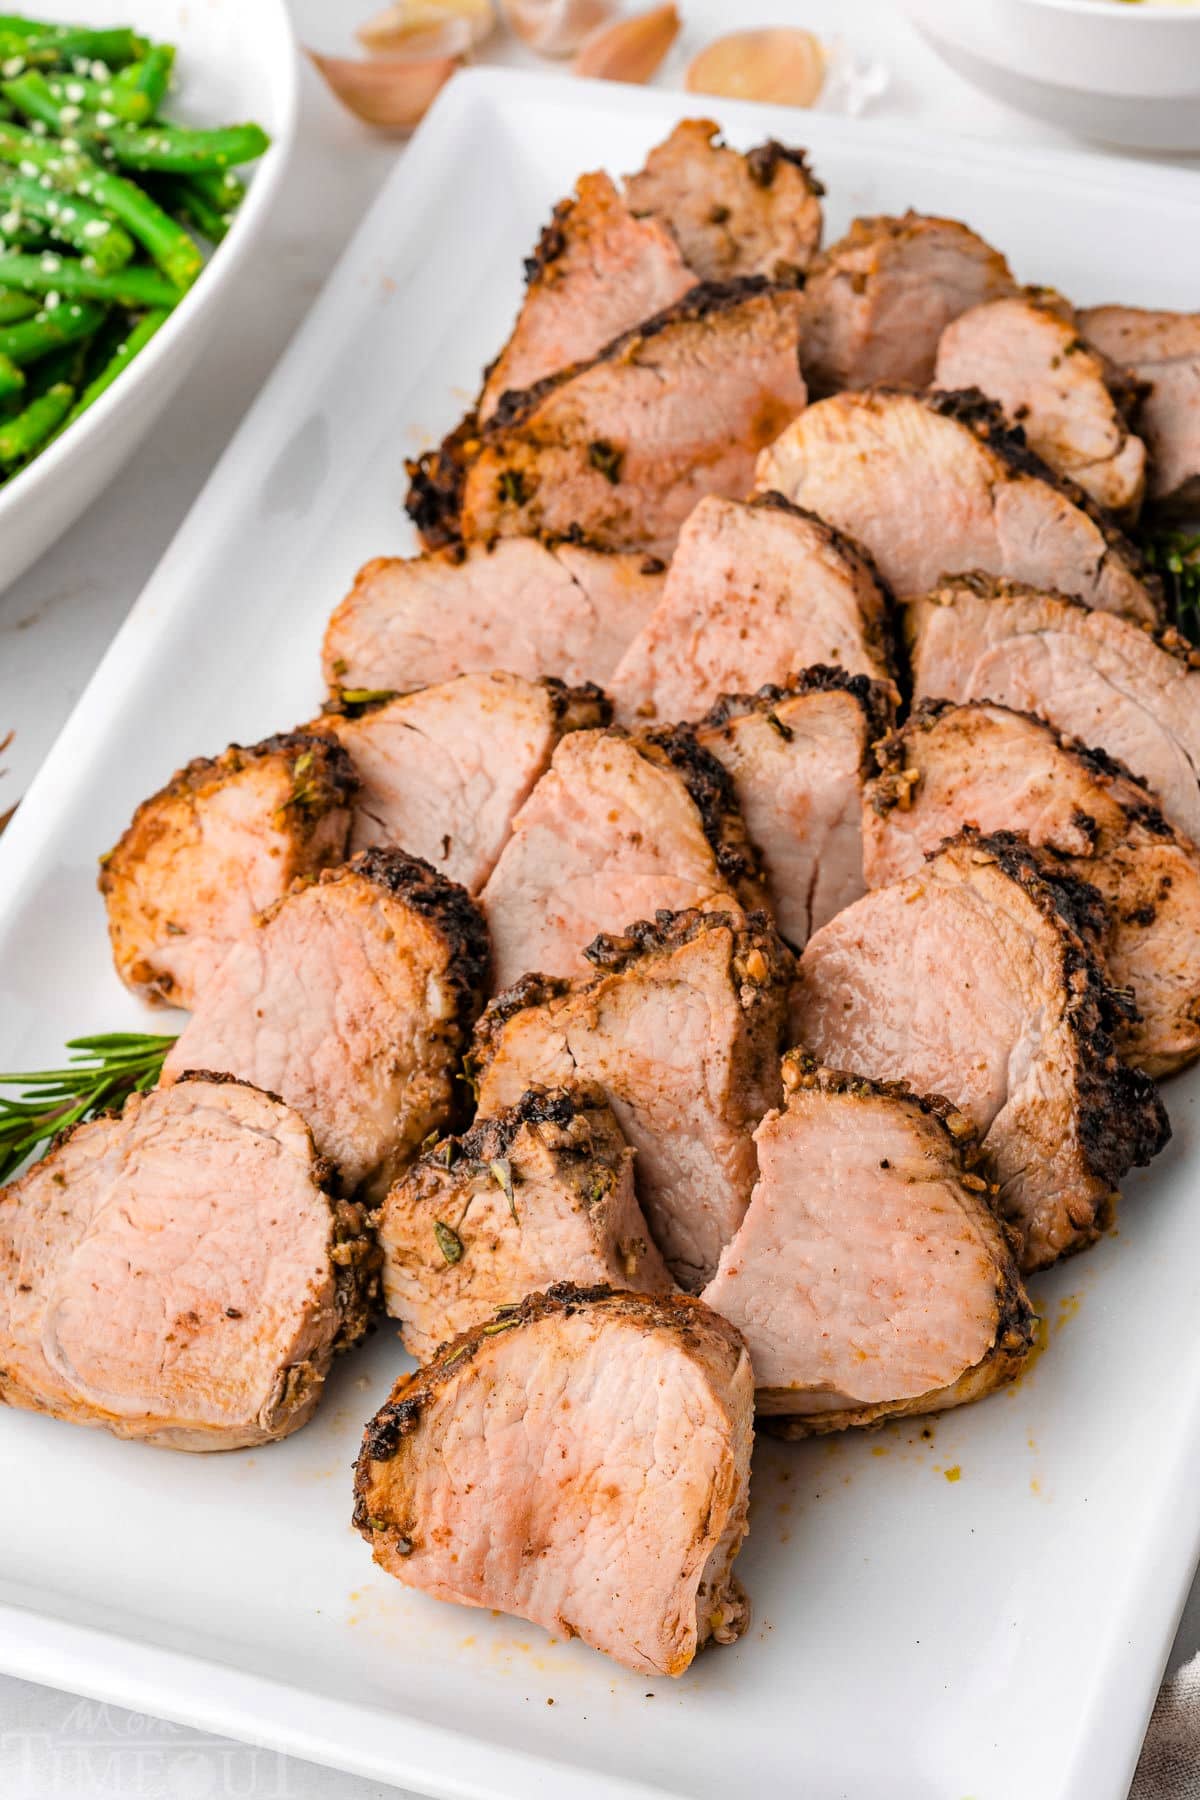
[1,2,1198,1794]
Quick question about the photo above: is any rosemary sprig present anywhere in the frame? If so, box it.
[1140,528,1200,644]
[0,1030,176,1182]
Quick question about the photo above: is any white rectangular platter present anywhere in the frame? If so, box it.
[2,68,1200,1800]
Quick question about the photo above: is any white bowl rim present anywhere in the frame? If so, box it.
[0,0,299,529]
[1017,0,1200,19]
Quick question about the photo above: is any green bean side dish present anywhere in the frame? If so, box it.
[0,13,269,481]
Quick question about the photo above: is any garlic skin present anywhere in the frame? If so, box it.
[685,27,827,109]
[500,0,616,57]
[357,0,495,60]
[572,2,680,83]
[307,50,460,130]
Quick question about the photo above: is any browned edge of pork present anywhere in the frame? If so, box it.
[176,1068,381,1347]
[699,663,897,755]
[405,276,799,549]
[924,387,1164,618]
[908,570,1199,672]
[762,1052,1035,1436]
[947,828,1170,1221]
[633,720,765,906]
[751,488,902,681]
[351,1279,752,1673]
[98,730,359,1006]
[870,694,1165,819]
[341,845,492,1048]
[470,904,793,1083]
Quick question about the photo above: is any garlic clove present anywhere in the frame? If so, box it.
[500,0,615,58]
[307,50,460,130]
[357,0,495,60]
[572,2,680,83]
[685,27,827,109]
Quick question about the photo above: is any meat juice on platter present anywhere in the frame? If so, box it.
[6,112,1200,1683]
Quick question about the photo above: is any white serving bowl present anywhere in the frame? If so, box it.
[900,0,1200,152]
[0,0,297,593]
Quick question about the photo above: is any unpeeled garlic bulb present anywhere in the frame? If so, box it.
[573,2,680,82]
[357,0,495,59]
[685,27,827,109]
[308,49,460,130]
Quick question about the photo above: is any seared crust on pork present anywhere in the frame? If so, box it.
[794,830,1169,1270]
[904,572,1200,842]
[352,1282,753,1676]
[700,665,894,743]
[379,1083,672,1360]
[706,1052,1035,1435]
[866,699,1200,1074]
[1081,304,1200,512]
[473,908,793,1289]
[315,673,610,892]
[99,731,356,1010]
[924,388,1156,589]
[409,279,807,554]
[757,387,1163,626]
[799,211,1015,395]
[935,292,1147,517]
[624,118,823,282]
[162,849,489,1197]
[0,1078,377,1450]
[608,492,897,725]
[479,724,764,988]
[697,670,896,945]
[479,169,695,423]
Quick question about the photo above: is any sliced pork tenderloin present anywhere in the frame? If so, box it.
[379,1084,672,1361]
[161,849,489,1198]
[1081,305,1200,512]
[353,1283,753,1676]
[478,170,696,424]
[315,674,608,892]
[480,724,763,988]
[0,1075,376,1450]
[935,292,1146,518]
[607,492,896,726]
[703,1054,1034,1432]
[322,538,666,700]
[794,831,1169,1272]
[410,280,807,555]
[698,670,895,947]
[99,732,356,1011]
[473,909,792,1290]
[905,573,1200,843]
[799,212,1015,396]
[757,388,1162,626]
[624,119,823,282]
[866,699,1200,1076]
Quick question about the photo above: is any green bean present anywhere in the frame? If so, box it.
[62,304,163,425]
[0,250,180,309]
[0,295,105,363]
[0,27,148,70]
[0,171,134,270]
[111,42,173,114]
[0,284,35,323]
[102,119,269,175]
[0,68,60,130]
[0,377,72,460]
[186,164,243,215]
[0,123,202,288]
[154,172,226,243]
[46,69,149,124]
[0,345,21,393]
